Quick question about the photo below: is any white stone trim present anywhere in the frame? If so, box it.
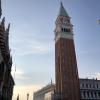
[55,33,73,43]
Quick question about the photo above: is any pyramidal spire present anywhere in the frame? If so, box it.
[0,0,2,18]
[58,1,69,17]
[6,23,10,33]
[1,17,5,27]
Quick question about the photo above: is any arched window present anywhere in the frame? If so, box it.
[94,92,97,98]
[93,84,95,88]
[68,20,70,23]
[87,91,89,98]
[91,92,93,98]
[98,92,100,97]
[86,84,88,88]
[61,28,63,32]
[83,91,86,98]
[82,84,84,87]
[64,28,66,32]
[65,29,67,32]
[90,84,91,88]
[97,84,98,88]
[61,28,71,32]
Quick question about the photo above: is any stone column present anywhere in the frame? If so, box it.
[81,92,84,99]
[96,92,99,99]
[93,92,95,99]
[85,91,88,99]
[89,92,91,99]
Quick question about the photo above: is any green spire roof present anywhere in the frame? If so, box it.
[58,2,69,17]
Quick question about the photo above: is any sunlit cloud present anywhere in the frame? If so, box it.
[11,68,32,81]
[11,68,24,76]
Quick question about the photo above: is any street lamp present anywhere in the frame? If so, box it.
[27,93,29,100]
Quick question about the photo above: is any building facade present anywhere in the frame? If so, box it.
[33,79,100,100]
[54,2,80,100]
[80,79,100,100]
[33,83,55,100]
[0,0,15,100]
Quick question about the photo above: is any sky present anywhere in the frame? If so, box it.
[1,0,100,100]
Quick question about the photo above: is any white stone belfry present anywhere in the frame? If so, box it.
[54,2,73,43]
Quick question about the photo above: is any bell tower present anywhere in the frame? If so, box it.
[54,2,80,100]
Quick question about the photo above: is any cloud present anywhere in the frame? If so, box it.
[10,38,53,56]
[11,68,32,81]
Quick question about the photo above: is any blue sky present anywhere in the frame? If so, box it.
[2,0,100,100]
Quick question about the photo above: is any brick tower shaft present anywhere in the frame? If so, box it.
[54,2,80,100]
